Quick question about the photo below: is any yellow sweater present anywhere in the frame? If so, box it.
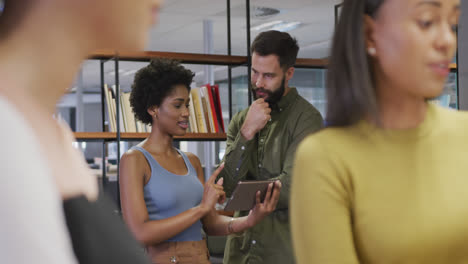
[291,103,468,263]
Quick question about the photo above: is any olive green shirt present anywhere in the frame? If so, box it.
[220,88,323,264]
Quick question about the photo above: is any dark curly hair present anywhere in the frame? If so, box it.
[130,58,194,125]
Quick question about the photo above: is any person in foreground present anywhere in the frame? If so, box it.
[119,58,282,264]
[218,30,323,264]
[0,0,161,263]
[291,0,464,263]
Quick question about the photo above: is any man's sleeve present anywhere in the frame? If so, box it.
[265,111,323,210]
[218,111,257,196]
[0,112,77,264]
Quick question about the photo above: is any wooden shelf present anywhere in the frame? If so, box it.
[90,50,247,66]
[295,60,457,70]
[89,50,458,71]
[295,58,328,68]
[90,50,330,68]
[74,132,116,140]
[73,132,227,141]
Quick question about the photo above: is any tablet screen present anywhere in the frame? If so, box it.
[223,180,275,211]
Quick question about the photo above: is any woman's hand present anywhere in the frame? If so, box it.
[199,164,226,214]
[246,180,282,227]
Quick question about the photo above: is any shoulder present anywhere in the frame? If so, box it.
[184,151,202,168]
[433,105,468,139]
[435,104,468,122]
[294,132,344,192]
[0,96,49,174]
[0,96,36,140]
[287,96,324,133]
[119,148,150,184]
[0,98,77,262]
[294,128,356,189]
[296,131,328,158]
[297,126,358,158]
[122,148,145,160]
[120,148,147,168]
[295,94,322,117]
[289,94,323,123]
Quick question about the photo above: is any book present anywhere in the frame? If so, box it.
[120,92,137,132]
[212,84,225,132]
[118,91,128,132]
[199,86,215,133]
[104,84,116,132]
[111,85,125,132]
[103,83,224,135]
[205,84,220,133]
[191,88,207,133]
[188,92,198,132]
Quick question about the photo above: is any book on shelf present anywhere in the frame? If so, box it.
[199,86,215,133]
[112,85,126,133]
[188,92,198,133]
[205,84,220,133]
[104,84,116,132]
[191,87,207,133]
[211,84,225,132]
[188,84,225,133]
[120,92,137,133]
[103,83,224,134]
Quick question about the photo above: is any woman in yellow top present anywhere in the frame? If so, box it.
[291,0,465,263]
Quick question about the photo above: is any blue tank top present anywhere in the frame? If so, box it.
[132,146,204,242]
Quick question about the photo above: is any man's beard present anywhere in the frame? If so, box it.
[251,76,286,107]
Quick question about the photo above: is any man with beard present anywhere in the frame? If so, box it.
[218,30,323,264]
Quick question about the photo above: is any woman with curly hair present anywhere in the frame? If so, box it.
[119,58,282,264]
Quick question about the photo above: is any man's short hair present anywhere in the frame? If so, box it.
[250,30,299,70]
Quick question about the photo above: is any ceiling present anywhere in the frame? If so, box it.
[148,0,341,58]
[65,0,341,103]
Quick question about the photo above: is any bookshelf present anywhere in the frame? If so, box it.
[74,132,227,141]
[91,50,247,66]
[91,50,329,68]
[295,58,329,68]
[90,51,455,70]
[73,52,331,142]
[84,53,232,142]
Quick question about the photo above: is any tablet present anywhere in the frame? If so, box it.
[223,180,275,211]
